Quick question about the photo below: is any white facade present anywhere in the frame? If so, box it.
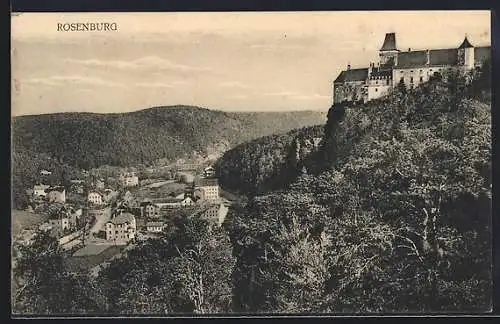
[47,189,66,203]
[367,77,392,101]
[105,214,136,243]
[49,218,70,231]
[146,222,165,233]
[392,66,450,90]
[120,173,139,187]
[198,185,219,201]
[88,192,104,205]
[33,185,50,197]
[181,197,195,207]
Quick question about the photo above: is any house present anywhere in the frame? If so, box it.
[40,170,52,175]
[48,205,71,231]
[201,203,229,227]
[123,191,134,203]
[93,178,105,190]
[181,196,195,207]
[119,172,139,187]
[105,212,137,243]
[88,191,104,205]
[195,178,219,202]
[146,221,166,233]
[46,186,66,203]
[140,201,161,218]
[33,184,50,197]
[155,198,183,209]
[333,33,491,104]
[49,217,71,231]
[68,208,83,228]
[203,166,216,178]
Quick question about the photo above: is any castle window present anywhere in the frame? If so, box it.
[375,81,378,85]
[410,70,414,73]
[375,88,378,92]
[420,76,423,82]
[386,79,390,85]
[410,76,414,83]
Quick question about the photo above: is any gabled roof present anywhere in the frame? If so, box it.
[140,201,155,207]
[396,50,427,68]
[458,37,473,49]
[429,49,458,66]
[109,212,135,225]
[475,46,491,64]
[369,67,393,78]
[380,33,397,51]
[46,186,65,193]
[334,68,369,83]
[197,178,219,187]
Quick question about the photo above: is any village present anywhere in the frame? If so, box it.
[13,162,231,274]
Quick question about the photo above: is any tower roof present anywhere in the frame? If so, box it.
[458,37,473,49]
[380,33,397,51]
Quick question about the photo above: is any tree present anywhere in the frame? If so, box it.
[12,231,67,314]
[171,217,235,313]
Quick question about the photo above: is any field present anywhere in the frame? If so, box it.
[11,209,48,236]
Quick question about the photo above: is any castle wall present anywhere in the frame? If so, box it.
[392,65,464,89]
[333,81,368,104]
[367,77,392,101]
[393,66,441,89]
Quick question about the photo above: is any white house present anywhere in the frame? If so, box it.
[195,178,219,202]
[119,172,139,187]
[33,184,50,197]
[146,221,166,233]
[88,192,104,205]
[46,187,66,203]
[105,212,137,243]
[181,196,195,207]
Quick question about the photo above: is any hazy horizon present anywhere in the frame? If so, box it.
[13,104,329,118]
[11,11,491,117]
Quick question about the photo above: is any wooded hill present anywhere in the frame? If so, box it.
[12,106,326,170]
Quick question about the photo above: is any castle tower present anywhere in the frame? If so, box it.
[379,32,399,67]
[458,36,474,69]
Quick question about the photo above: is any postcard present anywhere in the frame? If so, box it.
[10,11,492,316]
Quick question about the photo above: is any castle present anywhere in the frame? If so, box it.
[333,33,491,105]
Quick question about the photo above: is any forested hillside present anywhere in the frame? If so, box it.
[12,106,326,170]
[11,63,492,314]
[228,66,492,312]
[11,149,82,209]
[216,125,324,196]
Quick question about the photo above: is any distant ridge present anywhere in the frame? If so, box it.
[12,105,326,170]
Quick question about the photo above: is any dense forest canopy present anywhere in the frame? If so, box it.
[216,125,324,196]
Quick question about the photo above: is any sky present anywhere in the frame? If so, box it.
[11,11,491,116]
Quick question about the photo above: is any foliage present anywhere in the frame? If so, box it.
[12,106,325,170]
[216,125,324,196]
[226,66,491,313]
